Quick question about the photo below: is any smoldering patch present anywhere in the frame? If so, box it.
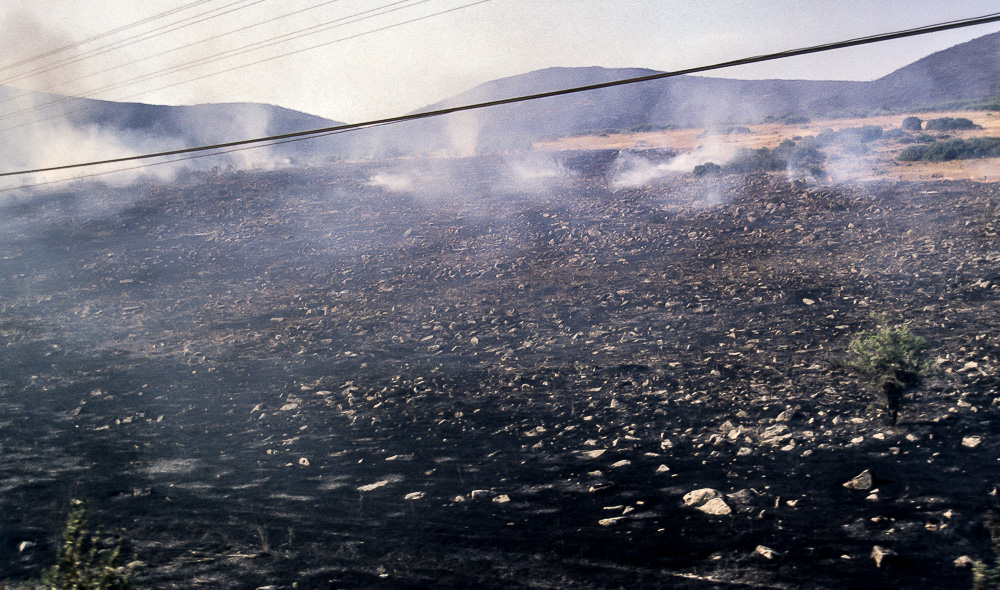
[500,151,575,193]
[608,151,669,189]
[369,171,416,193]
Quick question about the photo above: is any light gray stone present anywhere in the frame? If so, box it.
[697,497,732,516]
[843,469,874,490]
[871,545,895,568]
[683,488,722,508]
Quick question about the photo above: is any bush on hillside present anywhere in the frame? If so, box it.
[924,117,981,131]
[698,126,752,138]
[847,321,931,425]
[901,116,923,131]
[692,162,722,177]
[975,512,1000,589]
[41,500,139,590]
[721,147,786,174]
[764,114,812,125]
[691,141,826,177]
[811,125,884,148]
[898,137,1000,162]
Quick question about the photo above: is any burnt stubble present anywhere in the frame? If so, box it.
[1,155,999,588]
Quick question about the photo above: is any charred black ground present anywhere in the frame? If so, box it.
[2,153,1000,589]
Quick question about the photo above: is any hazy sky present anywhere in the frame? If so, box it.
[4,0,1000,123]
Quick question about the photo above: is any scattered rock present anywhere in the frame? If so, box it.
[493,494,511,504]
[955,555,975,568]
[404,492,425,501]
[760,424,791,444]
[357,476,403,493]
[963,436,983,448]
[297,457,310,466]
[776,408,797,422]
[843,469,874,490]
[697,498,733,516]
[871,545,896,568]
[755,545,779,559]
[683,488,722,508]
[599,517,624,526]
[727,489,757,506]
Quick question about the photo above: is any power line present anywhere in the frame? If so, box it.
[0,0,427,127]
[0,0,447,134]
[105,0,441,103]
[3,10,1000,181]
[13,0,346,101]
[0,0,215,73]
[0,0,266,88]
[0,122,389,194]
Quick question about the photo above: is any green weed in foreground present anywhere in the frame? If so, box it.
[847,320,932,425]
[40,499,139,590]
[974,512,1000,589]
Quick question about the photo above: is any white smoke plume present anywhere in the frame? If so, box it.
[369,171,415,193]
[609,151,669,188]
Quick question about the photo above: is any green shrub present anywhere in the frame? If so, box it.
[925,117,981,131]
[841,125,884,143]
[898,137,1000,162]
[701,142,826,177]
[721,147,786,174]
[901,116,923,131]
[692,162,722,177]
[898,145,928,161]
[847,321,932,425]
[782,114,811,125]
[698,126,752,138]
[41,500,138,590]
[974,512,1000,589]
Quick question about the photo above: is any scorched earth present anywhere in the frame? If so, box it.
[1,151,999,589]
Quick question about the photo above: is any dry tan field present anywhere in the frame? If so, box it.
[537,109,1000,182]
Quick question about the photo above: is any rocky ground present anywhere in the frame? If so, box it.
[1,152,1000,588]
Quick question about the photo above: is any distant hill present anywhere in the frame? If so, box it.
[6,30,1000,167]
[356,31,1000,155]
[872,31,1000,106]
[0,87,345,172]
[351,69,873,155]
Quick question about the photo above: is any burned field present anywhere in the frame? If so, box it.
[2,153,1000,588]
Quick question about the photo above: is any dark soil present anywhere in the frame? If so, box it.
[2,155,1000,588]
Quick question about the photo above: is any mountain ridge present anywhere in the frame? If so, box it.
[6,30,1000,164]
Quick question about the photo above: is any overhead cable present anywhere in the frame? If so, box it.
[0,0,452,133]
[0,0,426,127]
[0,0,267,88]
[3,10,1000,180]
[0,0,215,73]
[9,0,346,101]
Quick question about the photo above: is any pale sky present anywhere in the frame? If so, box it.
[3,0,1000,123]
